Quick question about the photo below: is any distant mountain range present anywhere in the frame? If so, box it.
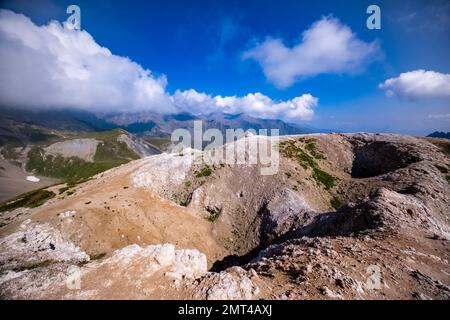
[0,106,325,200]
[427,131,450,140]
[0,106,323,140]
[1,107,113,132]
[105,111,319,137]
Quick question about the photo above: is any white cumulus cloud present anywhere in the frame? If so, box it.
[244,16,380,88]
[379,70,450,98]
[0,9,177,113]
[0,9,319,123]
[173,89,318,122]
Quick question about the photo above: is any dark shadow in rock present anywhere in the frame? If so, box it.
[210,246,263,272]
[211,189,392,272]
[351,141,421,178]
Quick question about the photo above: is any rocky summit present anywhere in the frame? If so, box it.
[0,133,449,300]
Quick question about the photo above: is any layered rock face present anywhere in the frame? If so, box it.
[0,133,449,299]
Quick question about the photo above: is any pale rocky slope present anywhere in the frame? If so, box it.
[0,133,449,299]
[44,139,100,162]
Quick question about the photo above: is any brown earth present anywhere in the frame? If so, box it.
[0,133,449,300]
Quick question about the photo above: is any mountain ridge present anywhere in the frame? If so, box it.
[0,133,449,299]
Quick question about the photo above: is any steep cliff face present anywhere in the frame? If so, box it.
[0,133,449,299]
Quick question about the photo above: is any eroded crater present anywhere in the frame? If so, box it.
[351,141,421,178]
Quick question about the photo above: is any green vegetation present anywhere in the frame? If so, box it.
[195,165,213,178]
[304,138,326,160]
[12,260,54,272]
[185,181,192,187]
[143,137,172,151]
[26,129,140,185]
[90,252,107,260]
[76,128,126,140]
[280,140,337,190]
[330,196,342,210]
[280,141,315,170]
[1,129,145,211]
[94,140,139,162]
[179,199,189,207]
[81,129,140,162]
[313,169,336,190]
[26,146,125,184]
[0,188,55,212]
[204,206,221,222]
[206,213,219,222]
[67,177,92,188]
[58,186,70,194]
[0,125,60,163]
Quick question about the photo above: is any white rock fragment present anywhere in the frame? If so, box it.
[0,223,89,272]
[0,270,27,286]
[98,244,207,280]
[20,219,32,229]
[166,249,208,280]
[132,152,194,194]
[58,210,76,219]
[197,266,260,300]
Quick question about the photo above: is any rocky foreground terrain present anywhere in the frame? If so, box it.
[0,133,449,300]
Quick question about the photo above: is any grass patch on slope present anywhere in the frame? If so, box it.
[304,138,326,160]
[95,140,139,162]
[1,129,142,211]
[143,137,172,151]
[330,196,342,210]
[78,129,140,161]
[26,147,126,184]
[76,128,125,140]
[280,139,337,190]
[0,188,55,212]
[89,252,107,261]
[195,165,213,178]
[26,129,140,184]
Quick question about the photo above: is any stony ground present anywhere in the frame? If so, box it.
[0,133,449,299]
[44,139,100,162]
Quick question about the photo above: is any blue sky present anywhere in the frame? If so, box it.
[1,0,449,134]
